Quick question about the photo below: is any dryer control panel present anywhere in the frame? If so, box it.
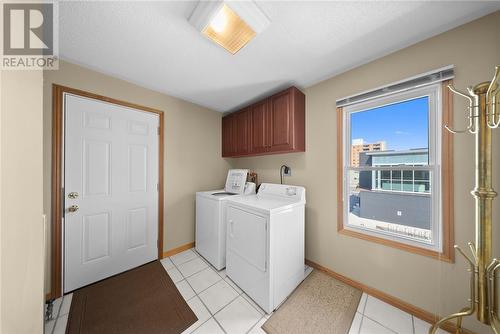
[257,183,306,203]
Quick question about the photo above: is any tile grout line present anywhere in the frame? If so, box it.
[189,317,212,334]
[174,256,214,279]
[361,294,368,314]
[179,284,213,332]
[169,250,199,267]
[355,294,367,334]
[184,269,233,333]
[188,274,223,296]
[171,249,265,334]
[186,278,232,334]
[241,293,267,317]
[50,295,65,334]
[245,315,266,334]
[243,266,312,332]
[212,315,228,334]
[357,313,364,334]
[194,250,268,332]
[362,313,399,334]
[358,293,369,334]
[169,251,209,333]
[170,250,229,333]
[245,314,265,334]
[172,251,237,298]
[363,294,415,334]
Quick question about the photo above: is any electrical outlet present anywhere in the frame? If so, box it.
[284,166,292,176]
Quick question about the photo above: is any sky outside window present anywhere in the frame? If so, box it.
[350,96,429,151]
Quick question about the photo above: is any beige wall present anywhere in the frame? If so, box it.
[1,70,45,333]
[43,61,231,293]
[40,12,500,332]
[232,11,500,333]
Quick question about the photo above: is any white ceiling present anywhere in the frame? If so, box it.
[59,1,500,112]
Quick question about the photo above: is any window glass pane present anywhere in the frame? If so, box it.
[402,181,414,192]
[381,180,391,190]
[414,170,429,181]
[414,181,430,193]
[347,169,432,244]
[381,170,390,179]
[391,181,402,191]
[392,170,401,180]
[350,97,429,168]
[403,170,413,181]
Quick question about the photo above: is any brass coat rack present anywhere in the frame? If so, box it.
[430,66,500,334]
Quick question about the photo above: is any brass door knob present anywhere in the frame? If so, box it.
[68,205,79,213]
[68,192,79,199]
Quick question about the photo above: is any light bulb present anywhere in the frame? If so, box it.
[210,6,228,33]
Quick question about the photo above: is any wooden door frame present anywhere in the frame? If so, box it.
[50,84,164,300]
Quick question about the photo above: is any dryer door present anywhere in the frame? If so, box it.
[226,205,271,312]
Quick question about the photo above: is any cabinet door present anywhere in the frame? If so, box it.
[234,110,249,155]
[222,114,235,157]
[250,101,269,154]
[269,91,293,152]
[222,116,230,157]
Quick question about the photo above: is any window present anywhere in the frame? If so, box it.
[372,167,430,193]
[337,81,454,260]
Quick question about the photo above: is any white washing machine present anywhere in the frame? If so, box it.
[225,183,306,314]
[195,169,255,270]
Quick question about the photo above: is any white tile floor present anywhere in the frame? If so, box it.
[350,292,447,334]
[45,248,447,334]
[165,249,271,334]
[44,293,72,334]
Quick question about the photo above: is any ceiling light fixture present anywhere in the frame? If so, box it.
[209,6,228,33]
[189,1,270,54]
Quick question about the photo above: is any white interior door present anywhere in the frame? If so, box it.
[64,93,159,292]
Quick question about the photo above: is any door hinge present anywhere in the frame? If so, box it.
[157,127,160,135]
[157,183,159,191]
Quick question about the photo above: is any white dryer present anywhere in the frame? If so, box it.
[195,169,255,270]
[225,183,306,314]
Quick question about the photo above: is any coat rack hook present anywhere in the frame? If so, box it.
[445,84,477,134]
[487,67,500,128]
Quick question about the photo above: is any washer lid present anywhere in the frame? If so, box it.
[211,192,238,197]
[224,169,249,194]
[225,183,306,214]
[226,194,304,214]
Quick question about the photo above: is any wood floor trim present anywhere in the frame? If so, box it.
[162,242,195,258]
[305,259,475,334]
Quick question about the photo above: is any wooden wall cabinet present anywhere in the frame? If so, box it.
[222,87,305,158]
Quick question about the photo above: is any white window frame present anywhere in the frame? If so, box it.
[342,83,443,252]
[372,165,430,194]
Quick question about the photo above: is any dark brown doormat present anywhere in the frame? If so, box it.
[66,260,197,334]
[262,270,362,334]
